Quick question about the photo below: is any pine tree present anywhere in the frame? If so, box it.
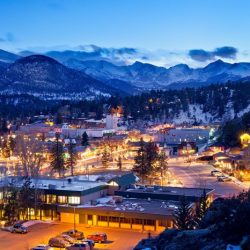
[81,131,89,146]
[9,136,16,156]
[50,133,65,177]
[174,196,193,230]
[101,146,110,168]
[18,177,34,220]
[117,155,122,171]
[0,119,9,134]
[145,141,159,179]
[133,138,148,184]
[66,140,77,176]
[194,189,209,226]
[3,183,19,224]
[2,138,11,158]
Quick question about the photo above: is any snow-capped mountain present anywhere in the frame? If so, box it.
[2,48,250,93]
[65,59,250,89]
[0,55,120,99]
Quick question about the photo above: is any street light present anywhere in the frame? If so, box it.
[69,205,76,231]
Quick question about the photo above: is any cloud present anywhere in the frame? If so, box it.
[214,46,237,59]
[188,49,214,62]
[77,45,138,64]
[0,32,16,43]
[189,46,238,62]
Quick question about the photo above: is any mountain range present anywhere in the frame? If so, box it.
[1,48,250,97]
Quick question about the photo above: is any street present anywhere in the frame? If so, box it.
[0,222,151,250]
[168,158,245,197]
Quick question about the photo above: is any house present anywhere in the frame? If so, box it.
[177,142,197,156]
[108,173,139,192]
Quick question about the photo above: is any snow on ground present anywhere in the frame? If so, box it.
[237,103,250,117]
[22,220,53,228]
[173,104,216,124]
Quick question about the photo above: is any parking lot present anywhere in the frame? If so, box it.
[0,222,153,250]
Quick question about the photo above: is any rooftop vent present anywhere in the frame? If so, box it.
[48,184,56,189]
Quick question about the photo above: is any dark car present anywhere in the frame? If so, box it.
[87,233,107,243]
[63,229,84,240]
[30,244,51,250]
[82,239,95,250]
[66,242,89,250]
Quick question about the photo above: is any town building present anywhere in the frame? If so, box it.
[0,176,214,232]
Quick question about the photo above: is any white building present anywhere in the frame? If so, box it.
[106,115,118,130]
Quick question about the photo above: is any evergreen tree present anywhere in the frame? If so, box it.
[3,183,19,224]
[66,140,77,176]
[133,138,148,184]
[2,138,11,158]
[195,189,209,226]
[18,177,34,220]
[0,119,9,134]
[174,196,193,230]
[81,131,89,146]
[145,141,159,178]
[156,150,168,185]
[101,146,110,168]
[55,112,63,124]
[117,155,122,171]
[9,136,16,156]
[50,133,65,177]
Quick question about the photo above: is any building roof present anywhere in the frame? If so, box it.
[0,176,107,193]
[108,173,138,186]
[59,198,182,218]
[115,186,214,202]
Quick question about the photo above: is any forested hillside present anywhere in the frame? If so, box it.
[1,81,250,123]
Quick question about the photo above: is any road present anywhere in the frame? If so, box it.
[168,158,246,197]
[0,222,152,250]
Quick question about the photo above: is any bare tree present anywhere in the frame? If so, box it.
[15,135,45,177]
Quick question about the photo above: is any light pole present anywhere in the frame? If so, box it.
[73,206,76,231]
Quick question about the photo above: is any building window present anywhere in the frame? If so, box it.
[68,196,80,205]
[144,219,155,226]
[46,195,57,204]
[98,216,108,222]
[120,217,130,223]
[87,215,93,221]
[109,216,119,222]
[58,196,67,204]
[0,192,3,200]
[133,218,142,224]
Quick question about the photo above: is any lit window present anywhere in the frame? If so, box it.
[46,195,56,204]
[58,196,67,204]
[68,196,80,204]
[0,192,3,200]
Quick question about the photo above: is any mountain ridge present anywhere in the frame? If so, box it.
[1,49,250,92]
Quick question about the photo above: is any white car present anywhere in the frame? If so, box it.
[211,170,222,177]
[218,176,231,182]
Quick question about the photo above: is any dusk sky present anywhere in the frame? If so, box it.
[1,0,250,67]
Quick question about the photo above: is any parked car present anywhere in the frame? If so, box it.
[87,233,107,243]
[48,237,71,248]
[211,170,222,176]
[66,242,89,250]
[218,176,231,182]
[10,224,28,234]
[82,239,95,250]
[63,229,84,240]
[30,244,51,250]
[58,234,76,244]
